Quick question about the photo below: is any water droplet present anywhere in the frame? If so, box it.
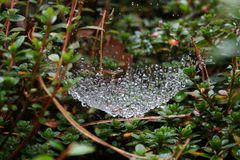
[68,61,192,118]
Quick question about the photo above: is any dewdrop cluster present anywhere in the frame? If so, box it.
[68,64,191,118]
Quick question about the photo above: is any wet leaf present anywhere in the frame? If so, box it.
[68,143,95,156]
[48,54,59,62]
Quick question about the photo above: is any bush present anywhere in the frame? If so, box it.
[0,0,239,160]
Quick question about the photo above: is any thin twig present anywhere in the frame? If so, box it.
[104,0,111,15]
[175,136,192,160]
[7,51,15,73]
[62,0,77,53]
[227,56,237,113]
[38,76,147,160]
[82,114,191,127]
[4,0,15,48]
[25,0,30,18]
[91,21,102,58]
[55,0,77,79]
[76,0,84,17]
[32,21,51,74]
[4,95,53,160]
[91,10,107,62]
[4,121,40,160]
[99,10,107,72]
[56,143,73,160]
[191,37,209,81]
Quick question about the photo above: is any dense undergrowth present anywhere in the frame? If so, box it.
[0,0,240,160]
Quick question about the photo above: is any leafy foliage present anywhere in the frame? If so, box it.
[0,0,240,160]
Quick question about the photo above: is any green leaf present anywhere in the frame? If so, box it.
[0,32,7,42]
[32,103,42,110]
[82,8,95,13]
[135,144,146,155]
[210,155,222,160]
[0,77,4,83]
[180,125,192,137]
[33,155,54,160]
[29,0,37,4]
[10,14,25,22]
[62,51,72,62]
[210,135,221,150]
[158,147,172,159]
[183,66,196,78]
[67,143,95,156]
[194,101,207,111]
[69,41,80,50]
[32,38,42,50]
[9,105,17,111]
[42,7,57,24]
[232,146,240,159]
[10,27,25,32]
[48,140,64,151]
[15,36,25,49]
[174,91,187,102]
[17,120,33,132]
[80,26,104,31]
[3,77,19,87]
[40,128,59,139]
[71,54,81,63]
[0,91,7,102]
[0,0,7,3]
[60,132,80,144]
[51,23,66,31]
[66,24,74,32]
[0,23,4,28]
[48,54,59,62]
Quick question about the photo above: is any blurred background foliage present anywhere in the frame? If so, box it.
[0,0,240,160]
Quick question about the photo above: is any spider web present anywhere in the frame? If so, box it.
[68,61,191,118]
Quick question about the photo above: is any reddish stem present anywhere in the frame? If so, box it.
[4,0,15,48]
[55,0,77,80]
[191,37,209,80]
[5,121,41,160]
[76,0,84,17]
[5,94,56,160]
[7,52,15,73]
[62,0,76,53]
[32,22,51,75]
[99,10,107,72]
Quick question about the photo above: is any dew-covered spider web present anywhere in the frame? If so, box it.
[68,57,192,118]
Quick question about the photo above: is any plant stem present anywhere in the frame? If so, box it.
[76,0,84,17]
[0,94,28,150]
[104,0,111,16]
[99,10,107,72]
[56,143,71,160]
[55,0,77,80]
[4,121,40,160]
[227,56,237,113]
[0,117,15,150]
[4,95,53,160]
[191,37,209,81]
[7,51,15,73]
[4,0,15,48]
[91,21,102,58]
[32,21,51,75]
[82,114,191,127]
[25,0,30,18]
[175,136,192,160]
